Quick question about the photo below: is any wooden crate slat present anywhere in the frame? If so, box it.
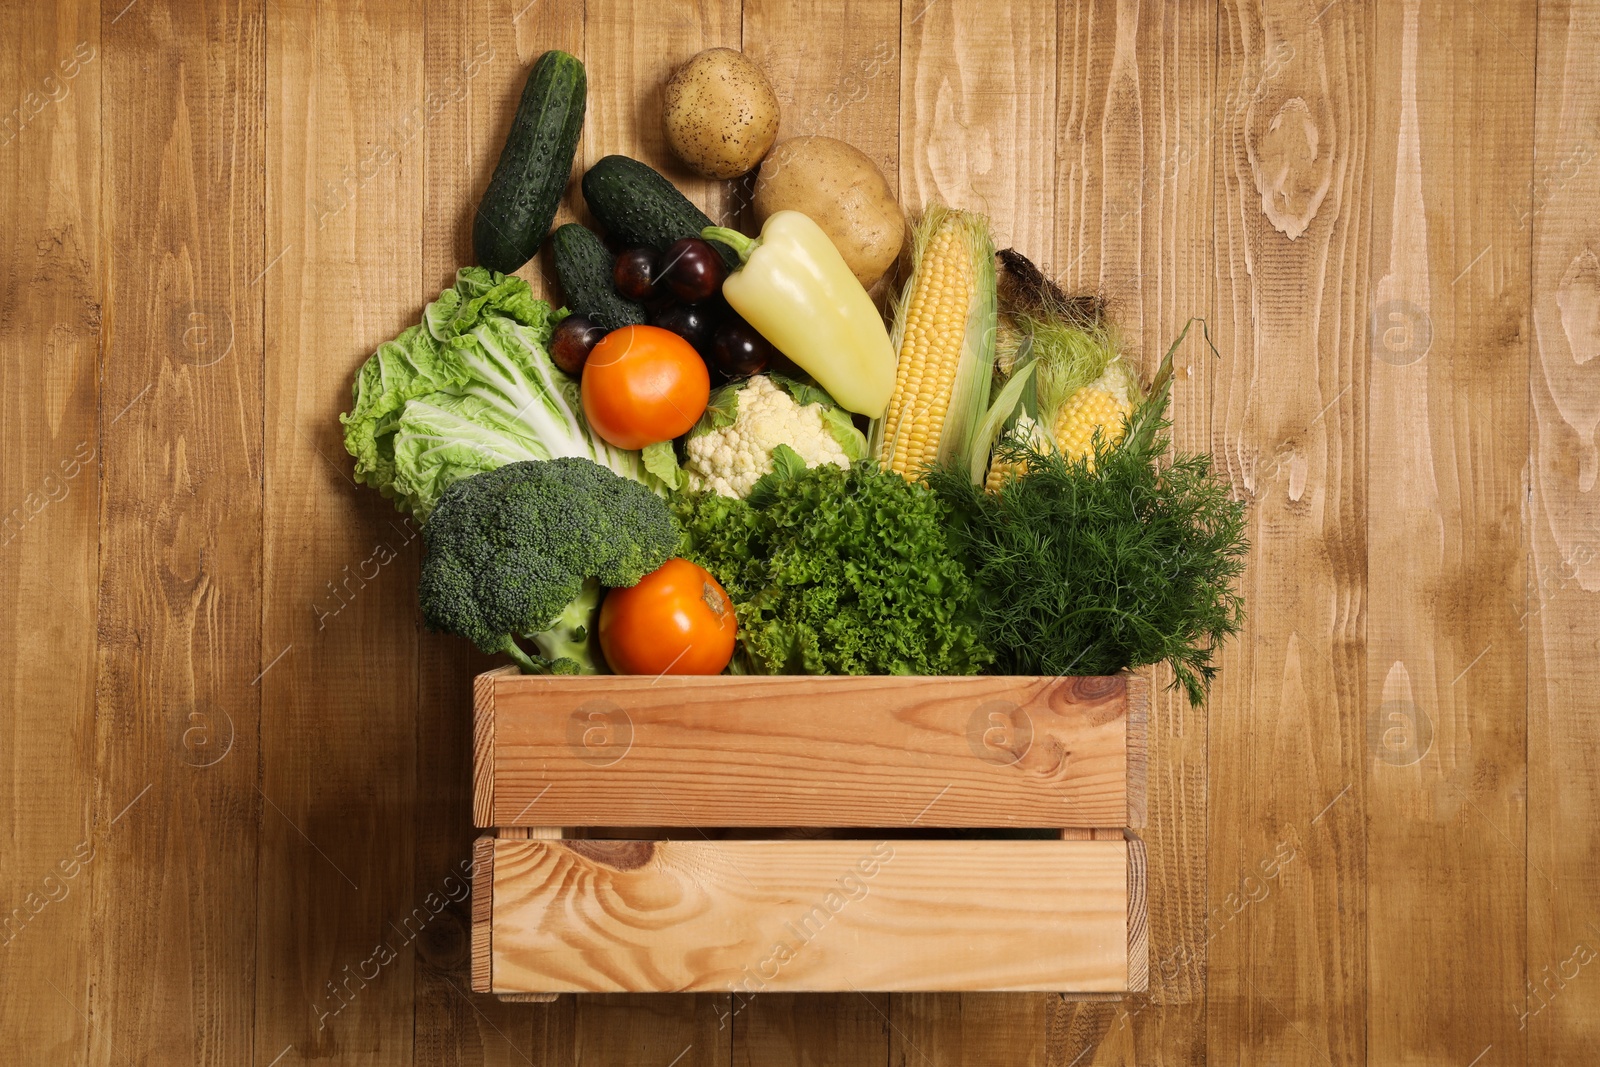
[476,837,1137,994]
[475,673,1140,828]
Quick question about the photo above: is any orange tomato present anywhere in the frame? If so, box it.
[599,558,736,676]
[581,325,710,450]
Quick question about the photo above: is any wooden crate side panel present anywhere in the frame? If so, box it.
[487,838,1131,994]
[1128,836,1149,993]
[471,666,514,828]
[482,673,1132,828]
[471,835,494,994]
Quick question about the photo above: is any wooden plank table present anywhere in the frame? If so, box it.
[0,0,1589,1064]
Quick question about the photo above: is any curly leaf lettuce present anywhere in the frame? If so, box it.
[674,461,992,676]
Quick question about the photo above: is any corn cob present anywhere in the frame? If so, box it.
[983,415,1045,492]
[872,205,997,480]
[972,245,1149,489]
[984,358,1137,489]
[1052,359,1137,460]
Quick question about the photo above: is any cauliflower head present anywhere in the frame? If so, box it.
[683,375,867,498]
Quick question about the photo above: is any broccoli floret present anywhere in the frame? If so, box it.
[419,458,678,673]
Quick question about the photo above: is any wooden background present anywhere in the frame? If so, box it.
[1,0,1594,1063]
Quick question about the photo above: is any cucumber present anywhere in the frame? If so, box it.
[581,155,738,267]
[550,224,647,330]
[473,51,586,275]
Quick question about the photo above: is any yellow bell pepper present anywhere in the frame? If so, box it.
[701,212,896,417]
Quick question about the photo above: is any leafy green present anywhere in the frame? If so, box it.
[773,375,870,461]
[420,458,678,673]
[342,266,649,518]
[819,406,868,461]
[690,381,741,436]
[641,440,683,491]
[674,461,993,676]
[762,443,808,487]
[928,403,1247,704]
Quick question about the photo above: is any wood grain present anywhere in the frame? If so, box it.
[485,838,1132,994]
[1055,4,1218,1062]
[471,836,494,995]
[470,667,507,860]
[259,0,422,1061]
[1366,1,1534,1065]
[414,21,571,1067]
[1126,838,1148,995]
[480,673,1136,828]
[0,1,100,1059]
[87,1,265,1064]
[0,3,1583,1064]
[736,5,904,1055]
[891,993,1106,1066]
[1123,673,1149,830]
[1211,2,1369,1064]
[574,4,741,1055]
[1529,3,1600,1060]
[899,0,1056,253]
[892,0,1060,1057]
[582,0,742,228]
[732,990,889,1067]
[572,995,732,1067]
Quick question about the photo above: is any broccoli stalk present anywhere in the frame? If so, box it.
[525,577,603,673]
[419,458,679,673]
[486,578,602,675]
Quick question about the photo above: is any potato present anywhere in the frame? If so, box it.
[753,137,905,289]
[663,49,780,179]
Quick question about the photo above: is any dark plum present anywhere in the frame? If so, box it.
[612,246,659,302]
[659,237,726,303]
[549,314,608,376]
[711,319,774,379]
[650,302,715,353]
[640,289,677,316]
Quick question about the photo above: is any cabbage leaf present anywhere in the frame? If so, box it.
[342,266,645,518]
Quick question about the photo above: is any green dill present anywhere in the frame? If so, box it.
[929,322,1248,704]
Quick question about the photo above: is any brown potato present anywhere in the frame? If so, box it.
[753,137,905,289]
[663,49,780,179]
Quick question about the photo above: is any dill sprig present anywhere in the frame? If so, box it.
[929,321,1248,705]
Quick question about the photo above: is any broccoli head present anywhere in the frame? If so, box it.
[419,457,678,673]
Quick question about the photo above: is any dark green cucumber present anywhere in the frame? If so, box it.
[581,155,738,267]
[550,224,646,330]
[473,51,586,275]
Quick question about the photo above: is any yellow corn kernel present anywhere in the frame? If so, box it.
[1053,384,1134,465]
[875,205,996,481]
[984,458,1023,492]
[879,223,972,477]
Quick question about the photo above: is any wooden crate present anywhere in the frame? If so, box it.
[471,667,1148,996]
